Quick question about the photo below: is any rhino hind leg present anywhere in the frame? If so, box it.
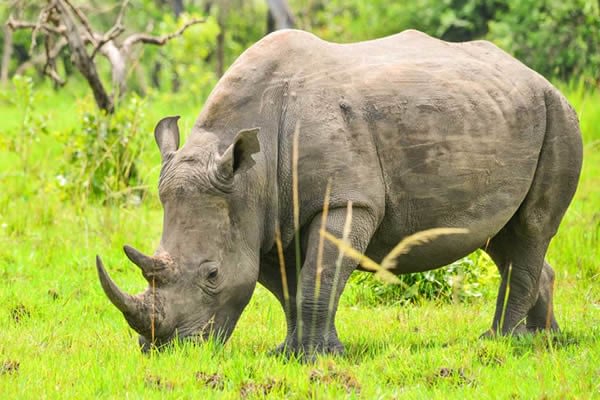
[484,227,550,336]
[483,88,581,336]
[526,261,559,332]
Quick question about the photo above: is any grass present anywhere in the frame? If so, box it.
[0,80,599,398]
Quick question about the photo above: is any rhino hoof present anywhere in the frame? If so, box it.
[269,340,345,362]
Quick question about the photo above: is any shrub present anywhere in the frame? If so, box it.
[487,0,600,83]
[59,95,149,204]
[346,250,498,307]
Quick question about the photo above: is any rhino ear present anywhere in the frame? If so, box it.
[216,127,260,181]
[154,116,180,160]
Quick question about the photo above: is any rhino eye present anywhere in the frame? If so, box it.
[206,265,219,281]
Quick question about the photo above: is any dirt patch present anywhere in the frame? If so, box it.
[1,360,20,375]
[428,367,474,387]
[10,304,30,323]
[476,345,506,366]
[195,371,225,390]
[239,378,281,398]
[144,374,175,391]
[309,363,361,394]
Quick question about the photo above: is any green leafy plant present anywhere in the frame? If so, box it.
[61,95,149,204]
[325,226,498,306]
[347,250,498,306]
[487,0,600,83]
[2,76,48,165]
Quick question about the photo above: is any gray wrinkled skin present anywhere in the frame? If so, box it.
[97,29,583,356]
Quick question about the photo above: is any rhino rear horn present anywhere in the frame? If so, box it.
[123,245,156,273]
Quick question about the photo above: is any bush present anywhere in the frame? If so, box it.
[487,0,600,83]
[59,95,149,204]
[346,250,498,307]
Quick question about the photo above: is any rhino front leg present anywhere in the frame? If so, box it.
[257,251,300,354]
[282,206,379,358]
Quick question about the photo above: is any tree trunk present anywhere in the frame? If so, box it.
[172,0,184,17]
[170,0,184,91]
[216,13,225,77]
[266,0,295,31]
[55,0,113,113]
[1,25,14,85]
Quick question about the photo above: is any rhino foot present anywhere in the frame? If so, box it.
[479,321,558,339]
[269,338,345,362]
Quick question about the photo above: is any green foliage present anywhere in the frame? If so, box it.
[294,0,599,82]
[298,0,505,42]
[488,0,600,83]
[347,251,498,306]
[2,76,48,161]
[404,0,507,41]
[60,95,149,203]
[146,13,221,96]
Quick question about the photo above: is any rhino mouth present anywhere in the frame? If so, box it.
[137,323,230,353]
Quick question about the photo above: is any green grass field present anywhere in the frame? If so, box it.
[1,80,599,399]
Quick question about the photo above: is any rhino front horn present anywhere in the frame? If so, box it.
[123,245,156,275]
[96,255,142,315]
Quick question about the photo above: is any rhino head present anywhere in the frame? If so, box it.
[96,116,263,351]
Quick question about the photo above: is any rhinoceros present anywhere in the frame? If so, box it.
[96,29,582,356]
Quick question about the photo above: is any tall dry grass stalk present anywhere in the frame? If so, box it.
[151,277,156,345]
[499,263,512,334]
[324,201,354,338]
[314,180,332,299]
[380,228,469,270]
[292,121,303,344]
[322,227,469,284]
[274,225,290,317]
[292,121,301,277]
[311,180,331,343]
[321,231,401,284]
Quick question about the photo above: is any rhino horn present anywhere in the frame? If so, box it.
[96,255,144,315]
[123,245,158,275]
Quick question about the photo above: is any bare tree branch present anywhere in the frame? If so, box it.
[15,36,67,76]
[54,0,113,112]
[122,18,206,50]
[90,0,130,60]
[63,0,98,46]
[42,35,66,86]
[267,0,295,32]
[6,16,66,37]
[1,23,14,85]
